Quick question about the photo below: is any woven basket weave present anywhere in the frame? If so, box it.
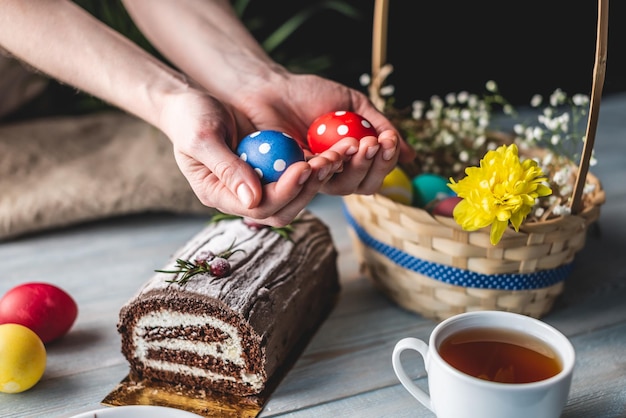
[343,174,604,320]
[344,0,608,321]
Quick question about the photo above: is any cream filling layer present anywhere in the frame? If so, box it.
[133,311,263,388]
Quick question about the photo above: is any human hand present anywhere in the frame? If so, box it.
[227,71,417,197]
[157,89,345,226]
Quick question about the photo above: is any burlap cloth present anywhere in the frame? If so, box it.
[0,56,214,241]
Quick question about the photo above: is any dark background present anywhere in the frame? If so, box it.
[247,0,624,108]
[8,0,624,120]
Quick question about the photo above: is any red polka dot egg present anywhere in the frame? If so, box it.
[237,130,305,184]
[307,110,377,154]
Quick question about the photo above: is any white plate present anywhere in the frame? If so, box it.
[69,405,204,418]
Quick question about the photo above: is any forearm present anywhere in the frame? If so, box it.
[121,0,286,105]
[0,0,188,127]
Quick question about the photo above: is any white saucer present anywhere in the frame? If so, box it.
[69,405,204,418]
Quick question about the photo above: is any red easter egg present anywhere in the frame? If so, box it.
[0,282,78,344]
[307,110,377,154]
[432,196,463,217]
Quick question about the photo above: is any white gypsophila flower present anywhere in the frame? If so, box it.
[532,126,544,140]
[550,88,566,107]
[553,167,571,186]
[551,134,561,145]
[425,109,438,121]
[522,127,535,143]
[560,184,573,197]
[573,94,590,106]
[442,131,455,145]
[531,94,543,107]
[487,142,498,151]
[503,104,515,115]
[513,124,524,135]
[412,100,425,119]
[412,100,425,110]
[446,108,461,121]
[380,85,395,97]
[542,152,554,166]
[538,114,557,131]
[468,95,479,107]
[430,95,444,109]
[543,107,554,118]
[583,183,597,194]
[453,162,463,173]
[460,108,472,121]
[478,115,489,128]
[485,80,497,92]
[553,205,572,216]
[359,73,371,86]
[457,91,469,103]
[534,207,545,217]
[590,155,598,166]
[459,150,469,162]
[445,92,456,105]
[474,135,486,147]
[557,113,570,132]
[584,182,597,194]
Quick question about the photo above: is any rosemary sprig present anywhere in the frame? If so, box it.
[156,258,209,286]
[209,212,303,241]
[156,238,245,286]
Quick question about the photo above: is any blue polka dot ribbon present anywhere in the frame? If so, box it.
[342,204,571,290]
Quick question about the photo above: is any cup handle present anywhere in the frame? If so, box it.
[392,337,433,412]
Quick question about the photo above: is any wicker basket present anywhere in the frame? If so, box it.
[344,0,608,321]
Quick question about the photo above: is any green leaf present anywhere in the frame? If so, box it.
[261,1,362,53]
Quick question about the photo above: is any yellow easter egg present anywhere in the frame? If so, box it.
[379,166,413,205]
[0,323,46,393]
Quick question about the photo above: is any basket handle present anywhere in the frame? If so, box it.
[369,0,390,112]
[370,0,609,215]
[570,0,608,214]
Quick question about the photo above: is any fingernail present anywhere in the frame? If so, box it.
[317,166,331,181]
[383,148,395,161]
[346,145,358,156]
[366,145,380,160]
[237,184,254,208]
[298,168,312,185]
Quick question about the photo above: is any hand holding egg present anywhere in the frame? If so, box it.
[237,130,305,184]
[307,110,377,154]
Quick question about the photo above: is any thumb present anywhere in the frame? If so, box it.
[199,142,263,209]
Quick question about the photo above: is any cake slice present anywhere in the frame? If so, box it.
[117,210,339,397]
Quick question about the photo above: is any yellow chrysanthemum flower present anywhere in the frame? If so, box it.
[448,144,552,245]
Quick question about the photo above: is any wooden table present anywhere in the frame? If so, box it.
[2,93,626,418]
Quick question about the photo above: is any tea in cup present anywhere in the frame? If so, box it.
[392,311,574,418]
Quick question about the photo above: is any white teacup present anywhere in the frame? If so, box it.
[392,311,575,418]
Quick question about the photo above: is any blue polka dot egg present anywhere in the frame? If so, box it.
[237,130,305,184]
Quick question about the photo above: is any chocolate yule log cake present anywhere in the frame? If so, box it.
[117,210,339,397]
